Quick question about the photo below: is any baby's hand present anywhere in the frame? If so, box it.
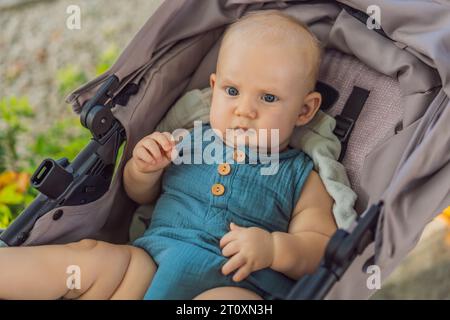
[131,132,176,174]
[220,223,274,282]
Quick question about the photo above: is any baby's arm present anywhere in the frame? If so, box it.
[271,170,337,279]
[220,170,336,282]
[123,132,176,205]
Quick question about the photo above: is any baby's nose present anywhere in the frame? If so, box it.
[234,100,257,119]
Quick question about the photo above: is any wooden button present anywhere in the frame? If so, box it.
[218,164,231,176]
[233,150,246,163]
[211,183,225,196]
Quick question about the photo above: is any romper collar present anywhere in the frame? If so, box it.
[204,124,300,165]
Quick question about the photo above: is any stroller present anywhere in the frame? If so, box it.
[1,0,449,300]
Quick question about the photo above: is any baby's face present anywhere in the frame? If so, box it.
[210,36,319,152]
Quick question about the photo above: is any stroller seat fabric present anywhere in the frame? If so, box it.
[318,49,403,213]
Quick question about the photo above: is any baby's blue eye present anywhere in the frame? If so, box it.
[262,94,278,103]
[226,87,239,96]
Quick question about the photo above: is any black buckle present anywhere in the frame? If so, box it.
[30,158,73,199]
[334,115,355,143]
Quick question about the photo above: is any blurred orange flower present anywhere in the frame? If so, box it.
[437,206,450,246]
[0,171,30,193]
[439,206,450,224]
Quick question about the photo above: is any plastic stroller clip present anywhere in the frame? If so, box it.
[1,119,125,247]
[80,75,120,139]
[334,114,355,144]
[31,158,73,200]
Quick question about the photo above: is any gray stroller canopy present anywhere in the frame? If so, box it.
[16,0,450,299]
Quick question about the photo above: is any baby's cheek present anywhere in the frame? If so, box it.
[211,103,231,125]
[209,112,228,135]
[264,126,292,149]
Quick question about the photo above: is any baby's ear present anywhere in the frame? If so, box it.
[210,73,217,89]
[295,91,322,126]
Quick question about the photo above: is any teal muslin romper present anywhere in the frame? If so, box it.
[133,124,314,299]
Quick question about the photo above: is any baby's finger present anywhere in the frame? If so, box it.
[230,222,245,231]
[221,240,240,258]
[172,130,189,144]
[162,132,177,146]
[232,264,252,282]
[160,133,177,161]
[142,138,163,160]
[135,147,155,165]
[153,132,174,152]
[219,231,238,249]
[222,253,246,276]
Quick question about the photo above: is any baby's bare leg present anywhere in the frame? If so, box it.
[0,239,156,300]
[194,287,263,300]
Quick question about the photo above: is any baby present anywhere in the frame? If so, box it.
[0,10,336,300]
[125,10,337,300]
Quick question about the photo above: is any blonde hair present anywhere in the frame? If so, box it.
[219,10,322,92]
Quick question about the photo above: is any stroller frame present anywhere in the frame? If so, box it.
[0,76,124,247]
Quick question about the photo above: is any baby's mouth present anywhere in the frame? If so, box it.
[232,126,251,134]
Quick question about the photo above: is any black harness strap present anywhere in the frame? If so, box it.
[334,86,370,162]
[316,81,340,111]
